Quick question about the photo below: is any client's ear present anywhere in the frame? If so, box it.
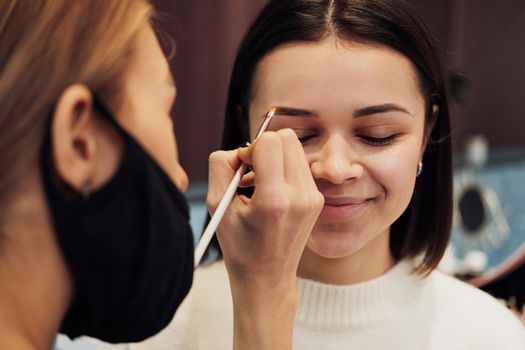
[51,84,98,193]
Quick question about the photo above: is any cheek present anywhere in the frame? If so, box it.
[116,89,186,187]
[146,121,180,177]
[368,144,420,203]
[128,115,182,183]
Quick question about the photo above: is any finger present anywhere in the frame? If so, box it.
[239,171,255,188]
[207,150,242,212]
[277,129,324,224]
[238,144,252,165]
[278,129,315,186]
[250,131,285,192]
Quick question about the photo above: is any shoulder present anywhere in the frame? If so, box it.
[159,260,232,348]
[427,270,525,349]
[186,259,233,315]
[430,270,513,318]
[188,259,231,297]
[165,260,232,322]
[126,260,233,350]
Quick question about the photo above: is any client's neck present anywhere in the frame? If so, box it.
[297,230,395,285]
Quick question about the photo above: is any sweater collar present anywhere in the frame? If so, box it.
[295,260,427,328]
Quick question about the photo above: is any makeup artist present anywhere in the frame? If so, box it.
[0,1,322,350]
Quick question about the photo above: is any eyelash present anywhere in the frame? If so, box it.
[297,134,316,144]
[358,134,399,146]
[296,133,399,146]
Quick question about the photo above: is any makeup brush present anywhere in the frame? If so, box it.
[194,107,277,268]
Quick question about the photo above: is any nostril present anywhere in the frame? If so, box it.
[310,158,363,185]
[309,160,323,178]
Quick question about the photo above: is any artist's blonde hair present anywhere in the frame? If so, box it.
[0,0,153,208]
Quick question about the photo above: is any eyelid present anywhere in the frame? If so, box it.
[282,127,314,136]
[272,127,317,144]
[270,122,402,147]
[358,134,399,146]
[293,129,318,145]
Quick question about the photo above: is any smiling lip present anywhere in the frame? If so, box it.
[320,196,372,221]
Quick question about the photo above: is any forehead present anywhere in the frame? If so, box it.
[251,39,424,111]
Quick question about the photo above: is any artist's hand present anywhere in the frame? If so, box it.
[207,129,324,350]
[208,128,323,288]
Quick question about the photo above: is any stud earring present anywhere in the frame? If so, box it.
[416,161,423,177]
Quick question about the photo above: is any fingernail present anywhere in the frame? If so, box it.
[238,142,251,148]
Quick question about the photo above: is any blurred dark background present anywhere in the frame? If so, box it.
[153,0,525,181]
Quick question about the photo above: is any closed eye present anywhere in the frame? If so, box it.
[358,134,399,146]
[298,134,317,144]
[283,128,317,145]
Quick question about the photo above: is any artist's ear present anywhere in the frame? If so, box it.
[421,104,439,157]
[51,84,98,192]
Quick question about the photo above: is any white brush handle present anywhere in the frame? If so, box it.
[194,163,247,268]
[193,107,276,268]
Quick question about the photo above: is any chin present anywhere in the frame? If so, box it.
[306,225,370,259]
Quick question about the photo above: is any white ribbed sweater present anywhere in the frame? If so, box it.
[98,260,525,350]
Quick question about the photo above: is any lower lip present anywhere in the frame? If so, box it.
[319,200,371,221]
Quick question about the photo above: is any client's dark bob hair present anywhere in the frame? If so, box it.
[207,0,453,273]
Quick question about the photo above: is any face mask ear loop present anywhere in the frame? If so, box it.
[90,93,131,142]
[193,107,278,268]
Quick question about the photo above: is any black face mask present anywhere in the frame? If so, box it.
[40,95,194,343]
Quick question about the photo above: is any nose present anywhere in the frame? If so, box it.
[309,135,363,185]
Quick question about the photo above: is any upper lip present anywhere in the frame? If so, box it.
[323,196,371,206]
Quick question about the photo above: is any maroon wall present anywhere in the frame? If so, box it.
[408,0,525,149]
[447,0,525,148]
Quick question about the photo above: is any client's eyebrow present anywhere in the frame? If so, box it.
[354,103,413,118]
[273,106,319,118]
[270,103,412,119]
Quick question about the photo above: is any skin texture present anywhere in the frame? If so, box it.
[249,39,429,285]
